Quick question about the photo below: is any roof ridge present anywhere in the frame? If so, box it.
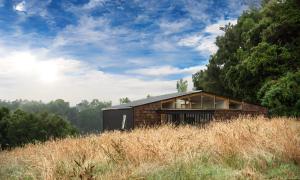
[103,90,202,110]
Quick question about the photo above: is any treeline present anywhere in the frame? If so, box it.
[0,99,111,149]
[0,107,77,149]
[193,0,300,116]
[0,99,111,133]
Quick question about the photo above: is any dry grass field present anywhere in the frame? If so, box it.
[0,116,300,179]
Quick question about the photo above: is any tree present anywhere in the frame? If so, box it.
[192,0,300,116]
[0,99,112,134]
[176,79,188,93]
[0,107,10,149]
[119,97,131,104]
[0,109,78,149]
[257,71,300,116]
[75,99,112,133]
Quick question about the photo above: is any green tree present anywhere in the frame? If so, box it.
[119,97,131,104]
[0,109,77,149]
[176,79,188,93]
[192,0,300,116]
[257,71,300,116]
[0,107,10,149]
[76,99,111,133]
[0,99,112,134]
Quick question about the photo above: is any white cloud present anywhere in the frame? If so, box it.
[66,0,107,13]
[13,0,52,19]
[14,1,26,12]
[127,65,206,77]
[183,0,212,21]
[82,0,107,10]
[0,45,182,105]
[14,0,51,14]
[178,19,237,55]
[152,40,177,51]
[53,16,109,47]
[159,19,191,35]
[52,16,133,53]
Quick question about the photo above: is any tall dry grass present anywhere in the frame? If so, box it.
[0,116,300,179]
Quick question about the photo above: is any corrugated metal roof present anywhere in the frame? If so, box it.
[104,90,202,110]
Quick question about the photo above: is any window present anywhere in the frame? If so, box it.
[176,99,186,109]
[162,101,175,109]
[229,101,242,110]
[121,115,126,129]
[202,95,214,109]
[215,97,227,109]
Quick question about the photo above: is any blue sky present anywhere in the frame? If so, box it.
[0,0,258,104]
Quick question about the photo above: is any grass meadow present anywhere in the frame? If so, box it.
[0,116,300,179]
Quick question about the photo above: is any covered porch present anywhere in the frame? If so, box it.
[158,92,245,125]
[160,92,243,110]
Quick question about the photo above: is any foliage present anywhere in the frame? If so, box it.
[0,107,77,149]
[193,0,300,116]
[0,117,299,179]
[257,71,300,116]
[176,78,188,93]
[119,97,131,104]
[0,99,112,134]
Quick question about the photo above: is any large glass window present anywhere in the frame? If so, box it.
[229,101,242,110]
[202,95,214,109]
[162,94,242,110]
[162,101,175,109]
[215,97,227,109]
[190,94,202,109]
[176,99,188,109]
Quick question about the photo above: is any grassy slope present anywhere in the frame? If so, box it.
[0,116,300,179]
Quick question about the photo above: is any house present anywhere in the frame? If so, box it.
[103,90,267,131]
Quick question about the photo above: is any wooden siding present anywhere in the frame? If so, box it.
[133,102,161,128]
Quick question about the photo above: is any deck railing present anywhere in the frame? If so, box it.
[157,109,215,125]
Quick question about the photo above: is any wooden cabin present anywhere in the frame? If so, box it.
[103,90,267,131]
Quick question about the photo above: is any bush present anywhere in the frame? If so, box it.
[0,107,78,149]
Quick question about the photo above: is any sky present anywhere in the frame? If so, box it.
[0,0,259,105]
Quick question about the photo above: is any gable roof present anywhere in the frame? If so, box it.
[104,90,203,110]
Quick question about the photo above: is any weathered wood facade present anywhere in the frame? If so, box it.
[103,91,267,130]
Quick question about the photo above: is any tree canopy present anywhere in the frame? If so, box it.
[176,79,188,93]
[0,99,111,134]
[119,97,131,104]
[193,0,300,116]
[0,107,77,149]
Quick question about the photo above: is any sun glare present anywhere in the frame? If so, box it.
[9,52,60,83]
[38,62,59,83]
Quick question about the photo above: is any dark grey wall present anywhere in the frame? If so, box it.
[103,108,134,131]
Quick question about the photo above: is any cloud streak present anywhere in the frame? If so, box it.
[178,19,237,54]
[127,65,206,77]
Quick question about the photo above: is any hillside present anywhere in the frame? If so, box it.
[1,116,300,179]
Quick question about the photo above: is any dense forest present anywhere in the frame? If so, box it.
[0,99,111,133]
[193,0,300,116]
[0,99,111,149]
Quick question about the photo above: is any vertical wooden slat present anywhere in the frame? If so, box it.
[214,96,216,109]
[201,95,203,109]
